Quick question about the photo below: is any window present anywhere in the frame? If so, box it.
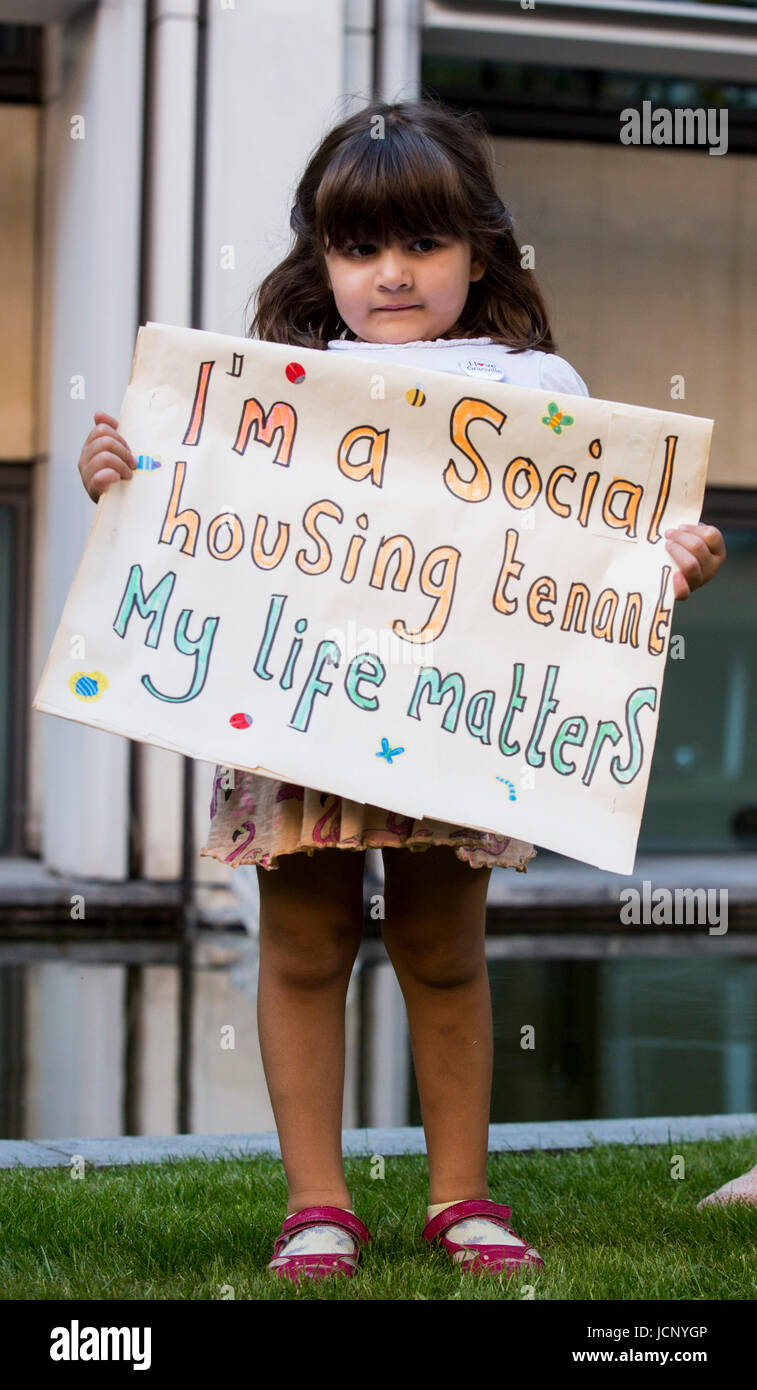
[0,506,14,851]
[0,469,32,856]
[639,505,757,852]
[421,58,757,150]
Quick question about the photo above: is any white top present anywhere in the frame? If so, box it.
[327,335,589,396]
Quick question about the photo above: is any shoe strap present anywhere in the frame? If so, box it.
[423,1198,513,1242]
[276,1205,372,1250]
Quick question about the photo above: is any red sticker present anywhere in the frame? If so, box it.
[285,362,305,384]
[230,712,253,729]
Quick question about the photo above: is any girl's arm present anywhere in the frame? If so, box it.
[663,523,727,601]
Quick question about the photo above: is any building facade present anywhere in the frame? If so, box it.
[1,1,755,1139]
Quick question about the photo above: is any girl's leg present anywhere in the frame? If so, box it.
[255,847,367,1216]
[379,844,493,1204]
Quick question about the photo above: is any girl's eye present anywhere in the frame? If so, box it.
[344,238,441,257]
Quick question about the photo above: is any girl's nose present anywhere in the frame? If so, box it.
[375,247,412,290]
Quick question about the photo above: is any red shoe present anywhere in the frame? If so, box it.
[422,1198,545,1277]
[268,1205,372,1282]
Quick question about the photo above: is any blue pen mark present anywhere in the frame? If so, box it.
[496,777,517,801]
[376,737,405,765]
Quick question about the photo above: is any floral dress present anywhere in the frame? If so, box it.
[199,765,538,872]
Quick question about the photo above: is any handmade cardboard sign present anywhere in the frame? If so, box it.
[32,321,714,874]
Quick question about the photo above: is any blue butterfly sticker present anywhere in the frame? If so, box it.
[376,737,405,765]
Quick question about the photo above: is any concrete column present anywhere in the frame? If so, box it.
[343,0,376,111]
[138,0,202,879]
[33,2,146,878]
[25,960,124,1138]
[363,956,410,1127]
[375,0,421,105]
[195,0,356,882]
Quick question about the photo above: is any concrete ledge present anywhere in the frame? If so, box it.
[2,1113,755,1169]
[4,852,756,919]
[487,852,757,908]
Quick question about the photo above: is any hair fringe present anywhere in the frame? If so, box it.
[244,95,556,356]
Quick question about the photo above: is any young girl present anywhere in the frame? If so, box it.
[79,98,729,1282]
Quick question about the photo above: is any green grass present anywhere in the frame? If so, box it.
[1,1136,756,1299]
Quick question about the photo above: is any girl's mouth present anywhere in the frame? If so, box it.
[375,305,419,312]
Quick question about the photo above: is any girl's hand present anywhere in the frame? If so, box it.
[663,522,726,601]
[78,411,138,502]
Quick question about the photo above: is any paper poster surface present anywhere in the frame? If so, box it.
[32,322,714,874]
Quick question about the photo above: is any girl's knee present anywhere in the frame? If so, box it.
[383,930,486,989]
[266,937,361,989]
[259,883,363,987]
[260,913,362,987]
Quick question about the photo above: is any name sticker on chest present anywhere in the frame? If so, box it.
[458,357,506,380]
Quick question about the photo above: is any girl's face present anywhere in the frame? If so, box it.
[323,235,486,344]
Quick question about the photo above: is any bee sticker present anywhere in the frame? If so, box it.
[405,385,426,406]
[541,401,574,435]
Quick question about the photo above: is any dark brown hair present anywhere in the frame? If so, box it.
[246,96,556,355]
